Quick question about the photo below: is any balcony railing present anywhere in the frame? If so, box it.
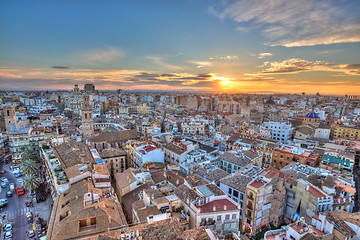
[247,195,254,201]
[246,205,253,210]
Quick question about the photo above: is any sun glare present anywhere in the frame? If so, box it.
[222,80,230,86]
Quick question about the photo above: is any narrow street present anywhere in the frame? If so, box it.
[0,157,53,240]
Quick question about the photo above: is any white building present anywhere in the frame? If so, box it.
[261,121,293,143]
[135,144,164,168]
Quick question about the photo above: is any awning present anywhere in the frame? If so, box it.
[160,206,169,210]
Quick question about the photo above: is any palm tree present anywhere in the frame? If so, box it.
[21,159,38,176]
[20,146,36,162]
[23,174,41,192]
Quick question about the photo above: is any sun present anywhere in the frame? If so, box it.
[221,80,230,86]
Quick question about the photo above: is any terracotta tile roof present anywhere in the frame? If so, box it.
[89,129,141,143]
[308,185,326,198]
[249,180,264,189]
[197,199,238,213]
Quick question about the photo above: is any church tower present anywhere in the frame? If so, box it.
[3,103,16,133]
[81,95,94,140]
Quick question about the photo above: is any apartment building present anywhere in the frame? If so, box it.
[331,124,360,140]
[181,121,205,135]
[46,179,127,240]
[219,151,260,173]
[242,167,287,235]
[9,125,53,163]
[261,121,293,143]
[272,146,320,169]
[174,179,240,235]
[135,144,164,168]
[293,179,334,223]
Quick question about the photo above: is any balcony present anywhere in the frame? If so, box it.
[246,204,253,210]
[247,195,254,201]
[224,219,237,223]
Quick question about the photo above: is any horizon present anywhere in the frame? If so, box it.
[0,0,360,95]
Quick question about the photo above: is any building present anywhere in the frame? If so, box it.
[84,83,95,93]
[261,121,293,143]
[219,151,260,173]
[272,146,320,169]
[46,179,127,240]
[174,176,240,235]
[136,144,164,168]
[137,103,151,116]
[293,179,333,223]
[331,124,360,140]
[242,167,287,235]
[181,121,205,135]
[3,103,16,133]
[99,148,127,176]
[81,95,94,140]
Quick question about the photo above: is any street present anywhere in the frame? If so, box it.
[0,156,54,240]
[0,163,28,240]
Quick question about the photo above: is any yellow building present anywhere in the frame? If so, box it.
[331,125,360,140]
[137,103,151,116]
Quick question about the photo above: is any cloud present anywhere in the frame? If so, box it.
[145,56,184,71]
[51,66,69,69]
[212,0,360,46]
[258,53,273,59]
[260,58,360,75]
[81,47,124,63]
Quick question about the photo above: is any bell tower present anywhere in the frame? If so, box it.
[3,103,16,133]
[81,95,94,140]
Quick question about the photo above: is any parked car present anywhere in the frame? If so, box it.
[0,199,8,207]
[3,223,12,231]
[9,183,14,192]
[4,230,12,239]
[1,182,7,188]
[27,229,35,238]
[0,170,5,174]
[15,172,22,178]
[6,191,12,197]
[1,177,8,183]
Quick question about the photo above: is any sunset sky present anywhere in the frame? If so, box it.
[0,0,359,95]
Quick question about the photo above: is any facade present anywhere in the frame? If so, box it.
[261,121,293,143]
[293,179,333,223]
[272,146,320,169]
[3,103,16,133]
[331,125,360,140]
[135,144,164,168]
[99,148,127,175]
[242,167,286,235]
[181,121,205,135]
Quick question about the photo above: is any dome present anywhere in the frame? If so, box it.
[304,112,320,119]
[265,99,276,105]
[198,106,207,112]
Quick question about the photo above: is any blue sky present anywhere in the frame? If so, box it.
[0,0,359,94]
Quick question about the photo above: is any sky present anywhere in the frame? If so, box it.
[0,0,359,95]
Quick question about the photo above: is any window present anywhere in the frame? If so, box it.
[240,193,243,200]
[233,190,239,198]
[217,215,222,222]
[232,214,237,219]
[225,214,230,220]
[279,161,283,165]
[228,188,232,195]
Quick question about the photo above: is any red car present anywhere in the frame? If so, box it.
[0,170,5,174]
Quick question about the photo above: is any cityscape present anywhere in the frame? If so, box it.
[0,1,360,240]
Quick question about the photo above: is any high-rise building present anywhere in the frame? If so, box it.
[81,95,94,140]
[84,83,95,93]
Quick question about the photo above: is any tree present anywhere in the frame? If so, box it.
[21,159,38,176]
[23,174,40,192]
[20,146,36,162]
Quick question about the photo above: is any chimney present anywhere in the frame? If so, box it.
[224,205,227,211]
[75,196,78,200]
[213,206,216,211]
[109,216,112,224]
[148,215,154,224]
